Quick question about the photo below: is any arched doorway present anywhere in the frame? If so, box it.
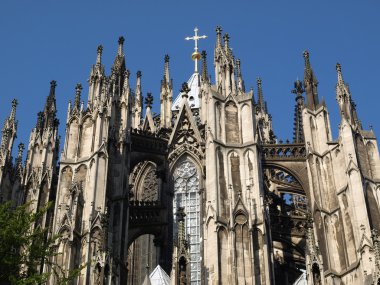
[127,234,158,285]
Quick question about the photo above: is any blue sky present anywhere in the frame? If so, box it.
[1,1,379,156]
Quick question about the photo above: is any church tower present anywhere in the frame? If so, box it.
[23,81,60,231]
[0,99,23,204]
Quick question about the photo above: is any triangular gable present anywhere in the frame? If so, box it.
[90,211,103,230]
[225,93,238,105]
[232,195,248,215]
[143,108,156,132]
[346,158,359,174]
[168,99,202,147]
[358,232,373,253]
[149,265,171,285]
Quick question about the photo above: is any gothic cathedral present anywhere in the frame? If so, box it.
[1,27,380,285]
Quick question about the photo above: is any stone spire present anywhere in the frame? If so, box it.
[257,77,265,111]
[236,58,245,92]
[1,99,18,150]
[216,26,222,48]
[36,111,44,130]
[223,33,230,51]
[132,71,143,129]
[112,36,126,75]
[160,55,173,128]
[163,54,171,86]
[118,36,124,56]
[74,83,82,111]
[335,63,360,128]
[15,143,24,175]
[88,45,105,107]
[291,79,305,143]
[96,45,103,66]
[201,50,209,82]
[43,80,57,128]
[9,99,17,124]
[303,51,319,110]
[123,69,130,94]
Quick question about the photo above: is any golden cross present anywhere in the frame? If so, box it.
[185,27,207,73]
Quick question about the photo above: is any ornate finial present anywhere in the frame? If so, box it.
[17,143,24,161]
[145,92,153,109]
[257,77,262,88]
[10,99,18,121]
[223,33,230,48]
[164,55,170,84]
[201,50,208,81]
[49,80,57,96]
[292,80,305,100]
[96,45,103,64]
[216,26,222,47]
[303,50,310,69]
[15,143,24,171]
[336,62,344,85]
[118,36,125,55]
[180,82,191,98]
[137,70,142,78]
[74,83,82,109]
[257,77,265,110]
[11,99,18,109]
[185,27,207,73]
[17,143,24,155]
[36,111,44,129]
[236,59,241,77]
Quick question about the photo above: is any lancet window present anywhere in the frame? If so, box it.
[173,159,201,285]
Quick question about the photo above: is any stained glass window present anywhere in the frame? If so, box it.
[173,160,201,285]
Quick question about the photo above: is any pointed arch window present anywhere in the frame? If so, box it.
[173,159,201,284]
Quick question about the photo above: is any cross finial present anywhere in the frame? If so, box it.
[185,27,207,73]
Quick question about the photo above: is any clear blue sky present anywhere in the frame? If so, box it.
[1,1,379,155]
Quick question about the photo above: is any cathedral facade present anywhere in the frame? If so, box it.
[1,27,380,285]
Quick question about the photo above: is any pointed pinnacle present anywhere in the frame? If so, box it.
[236,59,241,77]
[74,83,82,108]
[201,50,208,80]
[137,70,142,78]
[216,26,222,46]
[303,50,310,70]
[257,77,265,110]
[223,33,230,49]
[96,45,103,64]
[10,99,18,121]
[49,80,57,96]
[336,62,344,85]
[17,143,24,158]
[118,36,125,56]
[292,80,305,100]
[164,55,170,84]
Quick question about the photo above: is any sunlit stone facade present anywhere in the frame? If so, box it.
[1,27,380,285]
